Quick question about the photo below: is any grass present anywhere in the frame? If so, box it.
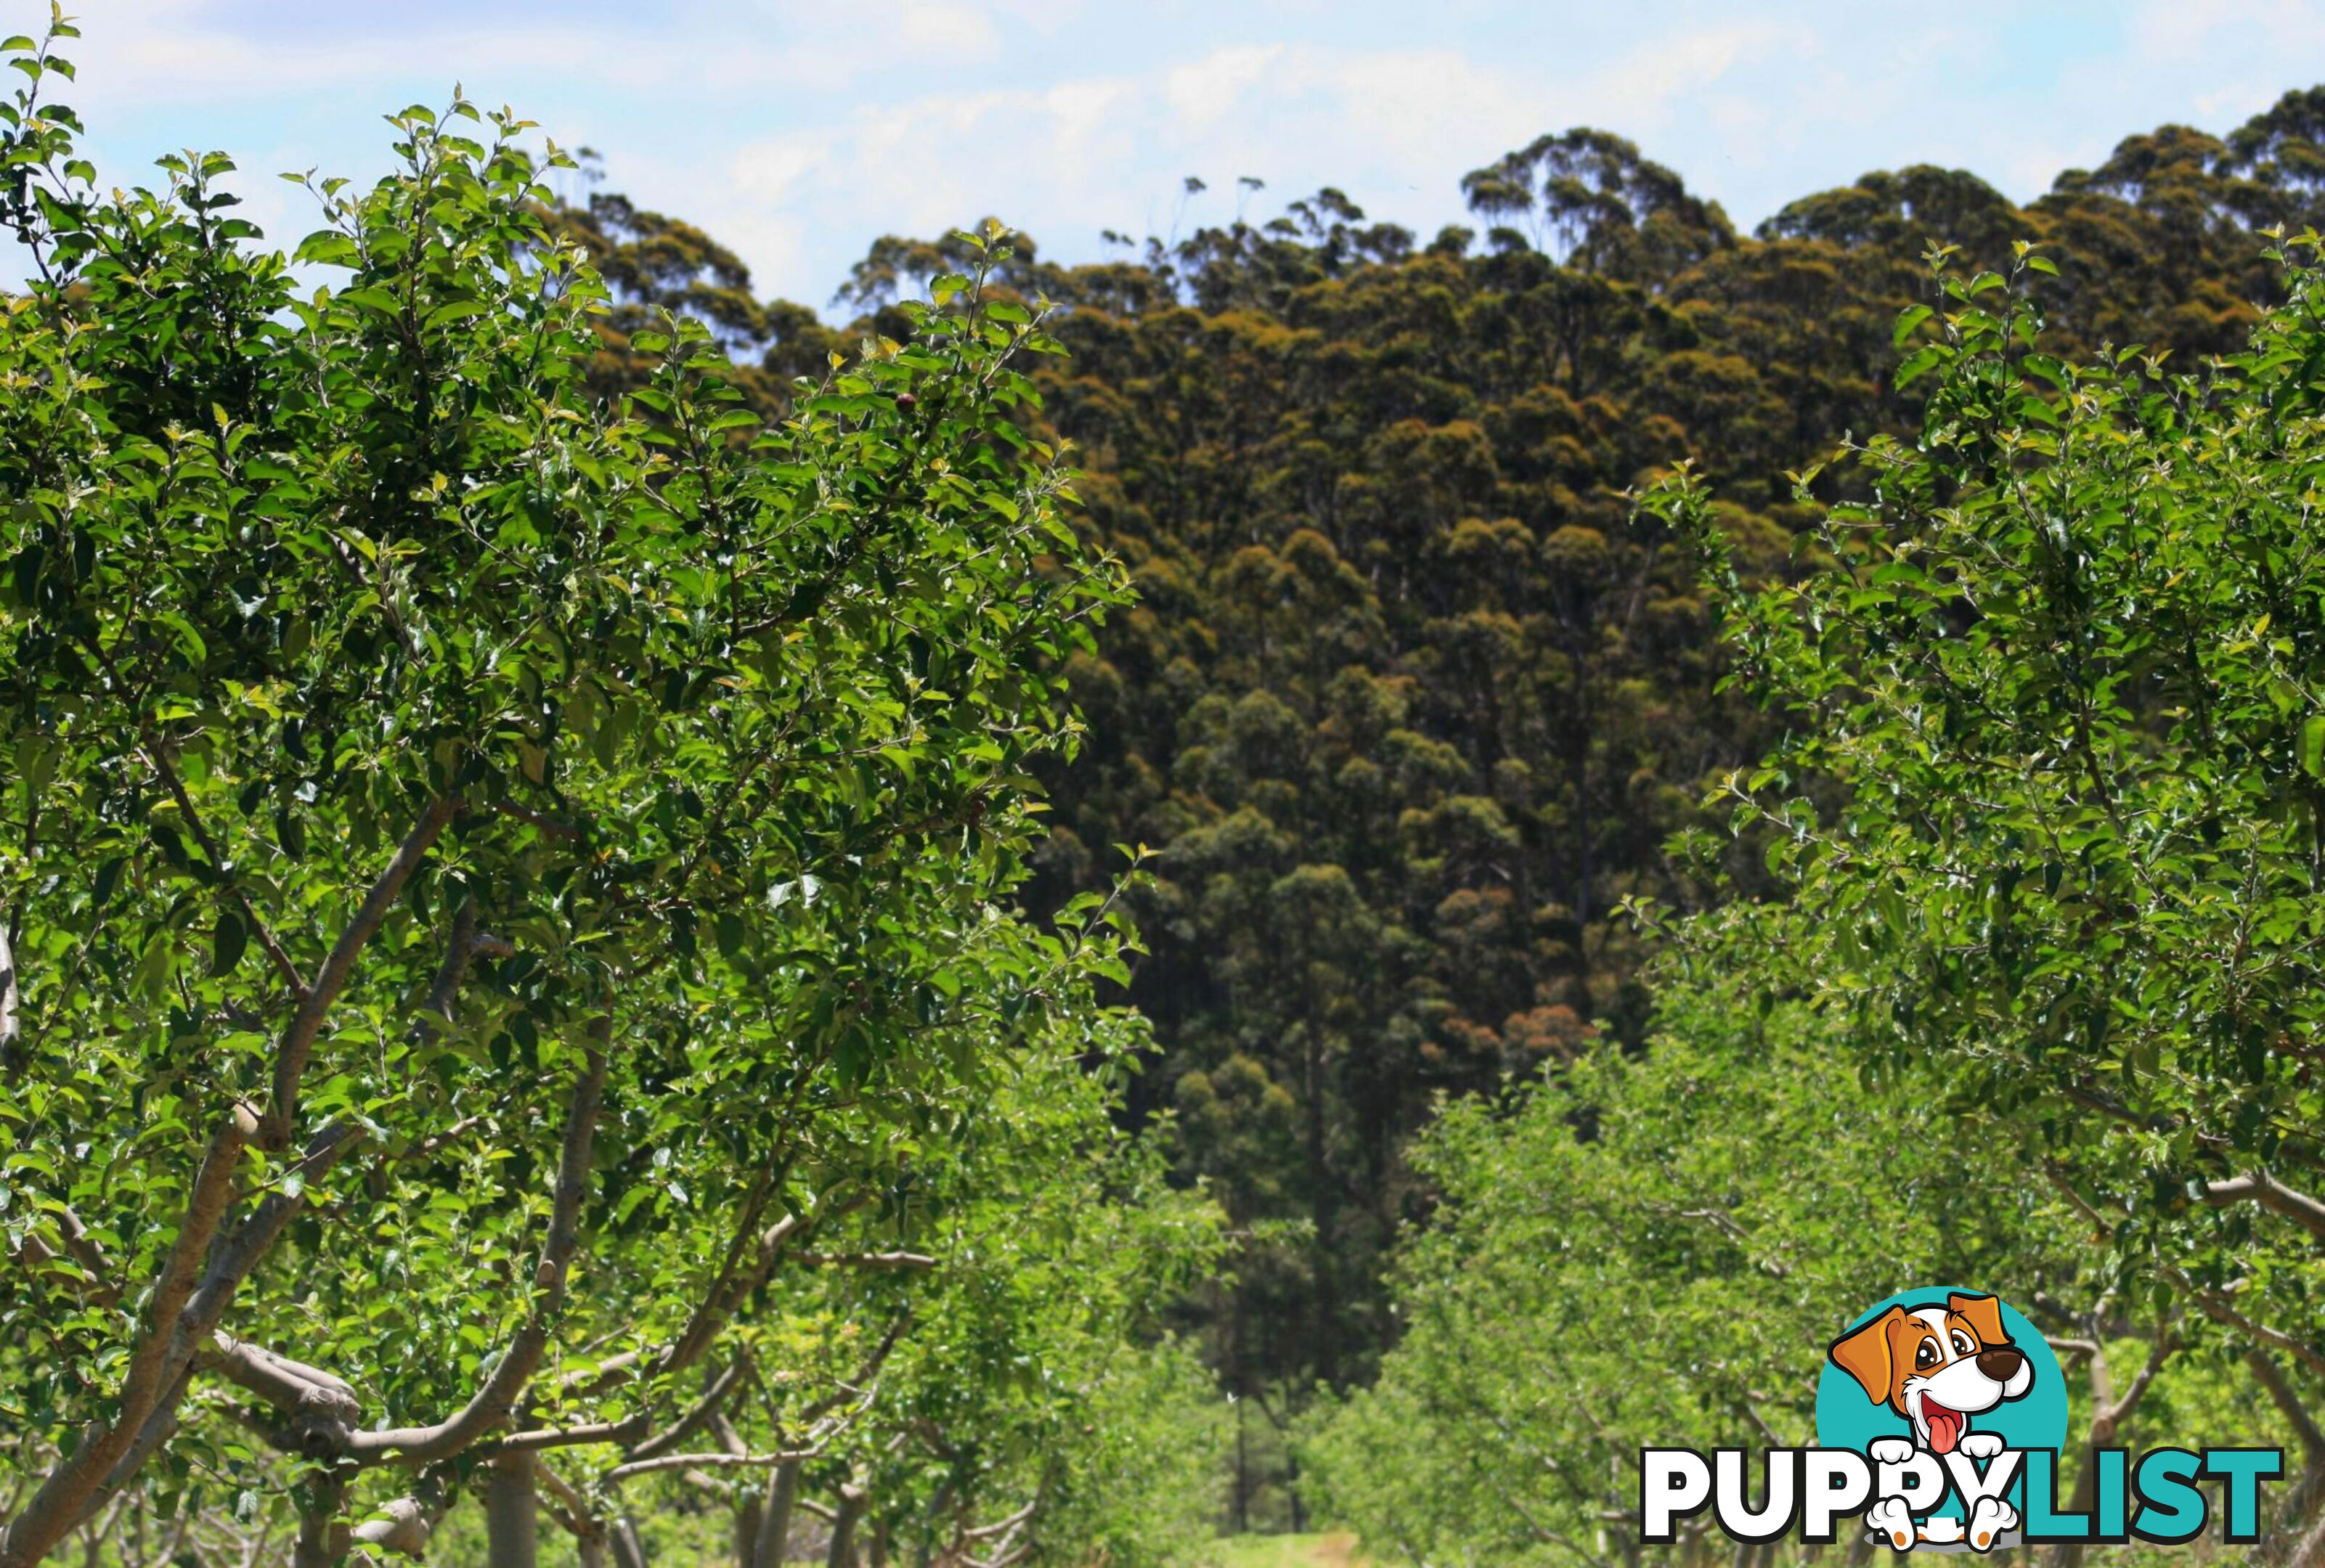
[1203,1532,1369,1568]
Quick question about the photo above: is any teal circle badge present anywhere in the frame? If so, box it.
[1815,1286,2069,1520]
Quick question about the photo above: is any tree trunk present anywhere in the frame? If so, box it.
[1301,1019,1338,1389]
[736,1496,763,1568]
[1231,1389,1250,1535]
[486,1452,538,1568]
[827,1482,867,1568]
[291,1473,349,1568]
[752,1461,801,1568]
[2289,1502,2325,1568]
[611,1516,649,1568]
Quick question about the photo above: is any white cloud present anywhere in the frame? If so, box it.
[733,135,834,205]
[894,0,1005,55]
[1165,45,1282,136]
[1568,20,1789,132]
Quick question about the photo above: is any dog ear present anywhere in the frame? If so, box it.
[1829,1306,1905,1405]
[1948,1292,2008,1347]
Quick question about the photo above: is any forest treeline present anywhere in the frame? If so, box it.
[549,84,2325,1508]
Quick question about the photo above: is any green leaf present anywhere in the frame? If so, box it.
[1893,345,1950,388]
[211,910,248,976]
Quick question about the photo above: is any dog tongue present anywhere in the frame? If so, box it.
[1926,1402,1964,1455]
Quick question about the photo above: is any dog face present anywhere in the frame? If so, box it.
[1828,1292,2032,1455]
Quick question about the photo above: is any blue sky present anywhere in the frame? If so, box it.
[30,1,2325,308]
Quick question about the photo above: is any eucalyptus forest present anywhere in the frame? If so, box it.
[7,9,2325,1567]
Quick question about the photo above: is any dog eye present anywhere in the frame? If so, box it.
[1915,1341,1938,1368]
[1951,1331,1975,1356]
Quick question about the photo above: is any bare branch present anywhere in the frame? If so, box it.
[269,795,460,1142]
[350,1497,439,1561]
[624,1358,749,1464]
[2045,1164,2325,1379]
[495,1417,653,1455]
[290,1470,349,1568]
[2194,1289,2325,1380]
[207,1334,363,1426]
[0,916,20,1071]
[2101,1332,2172,1432]
[61,1121,370,1540]
[602,1447,823,1484]
[961,1500,1039,1542]
[10,1206,118,1307]
[492,801,588,841]
[389,1114,484,1164]
[559,1349,640,1396]
[418,897,478,1035]
[2249,1348,2325,1468]
[414,901,513,1045]
[2203,1171,2325,1243]
[54,1209,115,1302]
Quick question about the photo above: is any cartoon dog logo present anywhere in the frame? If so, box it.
[1829,1291,2032,1550]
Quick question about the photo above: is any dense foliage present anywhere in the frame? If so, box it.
[1305,983,2295,1567]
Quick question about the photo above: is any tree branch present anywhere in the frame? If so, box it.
[2247,1348,2325,1469]
[2101,1332,2171,1431]
[348,1473,453,1561]
[269,794,460,1143]
[654,1193,876,1382]
[0,915,20,1073]
[494,1417,653,1455]
[350,1496,439,1561]
[603,1449,821,1485]
[415,900,512,1044]
[624,1358,749,1464]
[140,740,304,999]
[0,1103,257,1568]
[2203,1171,2325,1243]
[2046,1163,2325,1379]
[2188,1286,2325,1379]
[62,1121,370,1538]
[206,1334,363,1429]
[11,1206,118,1307]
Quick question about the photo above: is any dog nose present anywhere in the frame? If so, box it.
[1977,1347,2024,1381]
